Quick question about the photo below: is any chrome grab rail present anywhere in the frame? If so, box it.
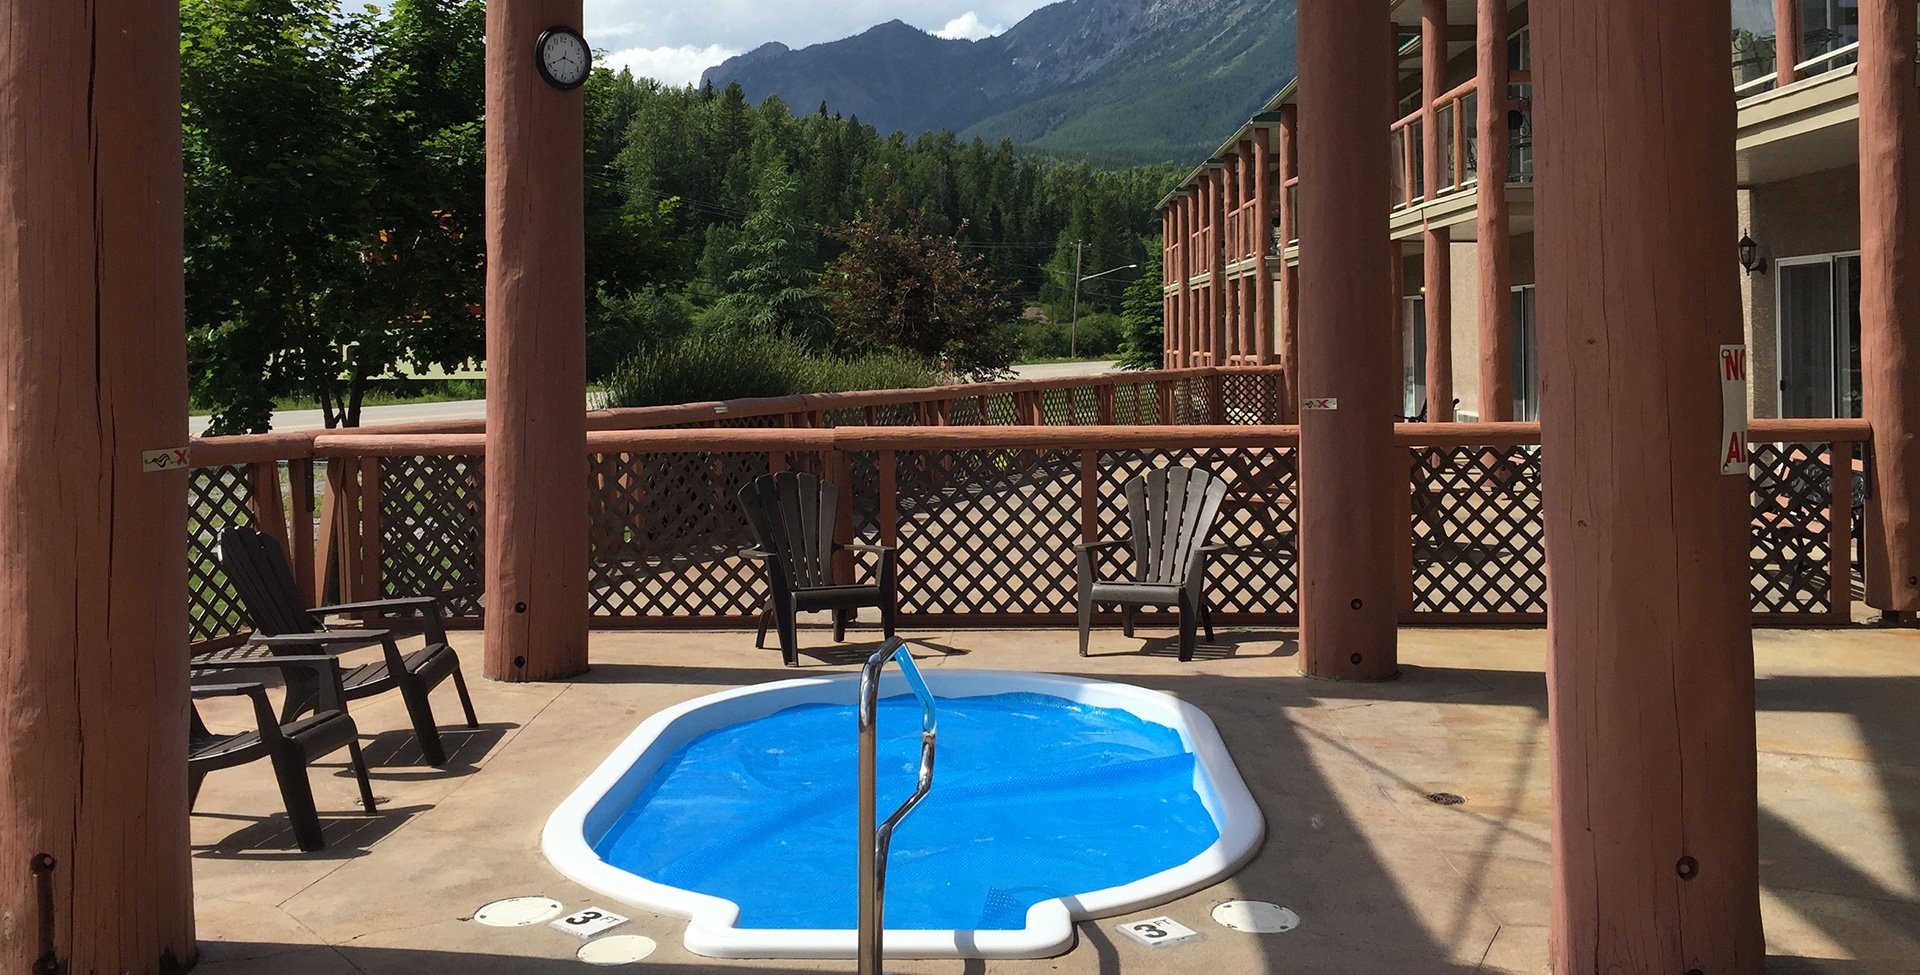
[858,638,937,975]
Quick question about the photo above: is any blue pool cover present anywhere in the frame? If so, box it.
[591,691,1221,931]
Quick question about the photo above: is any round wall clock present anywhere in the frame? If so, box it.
[535,26,590,91]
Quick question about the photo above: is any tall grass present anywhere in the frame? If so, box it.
[603,332,947,409]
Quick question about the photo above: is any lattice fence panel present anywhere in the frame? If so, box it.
[1220,372,1281,424]
[870,404,920,426]
[942,396,987,427]
[188,465,259,644]
[1113,382,1162,425]
[380,456,485,619]
[1749,442,1836,616]
[1409,446,1548,615]
[893,449,1082,615]
[983,392,1022,426]
[1094,448,1298,618]
[1174,377,1211,424]
[588,451,772,619]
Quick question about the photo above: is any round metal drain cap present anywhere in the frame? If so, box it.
[472,896,564,927]
[1212,900,1299,934]
[578,935,657,965]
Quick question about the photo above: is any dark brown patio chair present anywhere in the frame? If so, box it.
[738,471,897,667]
[219,527,478,767]
[190,655,377,852]
[1076,467,1228,662]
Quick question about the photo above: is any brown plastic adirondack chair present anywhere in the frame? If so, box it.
[219,527,478,767]
[1075,467,1228,662]
[190,655,377,852]
[738,472,897,667]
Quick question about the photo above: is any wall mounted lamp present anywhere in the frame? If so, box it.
[1739,232,1767,275]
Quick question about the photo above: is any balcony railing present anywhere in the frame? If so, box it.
[186,379,1867,656]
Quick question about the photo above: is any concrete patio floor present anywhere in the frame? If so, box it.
[189,623,1920,974]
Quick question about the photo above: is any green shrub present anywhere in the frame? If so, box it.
[1015,312,1124,361]
[587,286,695,383]
[604,331,947,409]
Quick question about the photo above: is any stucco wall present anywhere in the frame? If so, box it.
[1739,165,1861,417]
[1444,232,1537,421]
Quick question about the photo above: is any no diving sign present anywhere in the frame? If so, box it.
[1720,345,1749,475]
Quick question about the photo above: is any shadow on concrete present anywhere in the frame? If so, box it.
[355,723,514,778]
[191,804,432,861]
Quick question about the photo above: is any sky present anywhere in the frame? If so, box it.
[586,0,1060,87]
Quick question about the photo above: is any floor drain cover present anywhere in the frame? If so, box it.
[1212,900,1299,934]
[1425,792,1466,806]
[578,935,657,965]
[473,896,564,927]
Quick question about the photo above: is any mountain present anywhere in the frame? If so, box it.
[700,0,1297,165]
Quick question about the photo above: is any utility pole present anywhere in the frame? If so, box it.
[1070,240,1084,358]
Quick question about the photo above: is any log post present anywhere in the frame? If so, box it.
[1425,230,1454,421]
[1775,0,1803,87]
[1278,106,1301,421]
[1859,0,1920,617]
[0,0,197,970]
[1476,0,1515,422]
[484,0,591,680]
[1297,0,1399,681]
[1254,131,1276,366]
[1535,0,1764,970]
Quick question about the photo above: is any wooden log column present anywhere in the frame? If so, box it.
[1535,1,1764,970]
[1211,167,1230,364]
[1254,132,1277,366]
[1860,0,1920,616]
[0,1,196,971]
[1297,0,1399,681]
[1278,106,1301,418]
[1422,0,1455,422]
[1221,159,1240,361]
[1776,0,1803,87]
[485,0,591,681]
[1476,0,1515,422]
[1163,207,1179,368]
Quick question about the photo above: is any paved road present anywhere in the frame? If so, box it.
[189,360,1123,436]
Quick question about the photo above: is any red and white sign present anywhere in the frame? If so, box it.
[1302,398,1338,412]
[1720,345,1749,475]
[142,448,190,473]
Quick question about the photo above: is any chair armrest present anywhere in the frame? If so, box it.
[194,655,350,714]
[740,547,772,560]
[835,541,895,555]
[1073,537,1131,555]
[315,596,446,644]
[250,630,395,649]
[315,596,436,617]
[189,679,280,737]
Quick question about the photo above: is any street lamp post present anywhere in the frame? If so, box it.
[1070,244,1139,358]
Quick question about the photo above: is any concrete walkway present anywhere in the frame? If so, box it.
[188,625,1920,973]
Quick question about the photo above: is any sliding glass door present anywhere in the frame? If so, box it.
[1777,253,1862,419]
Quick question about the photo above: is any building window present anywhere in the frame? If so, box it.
[1801,0,1861,73]
[1508,26,1534,184]
[1731,0,1779,89]
[1511,286,1540,422]
[1777,253,1863,419]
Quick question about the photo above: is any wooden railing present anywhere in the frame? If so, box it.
[185,407,1868,651]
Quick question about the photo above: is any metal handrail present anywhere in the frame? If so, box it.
[858,638,937,975]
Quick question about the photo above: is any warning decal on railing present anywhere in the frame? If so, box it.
[1721,345,1749,475]
[1302,398,1338,412]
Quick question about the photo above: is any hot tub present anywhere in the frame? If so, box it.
[541,669,1264,959]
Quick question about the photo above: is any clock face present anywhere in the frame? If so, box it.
[536,27,590,90]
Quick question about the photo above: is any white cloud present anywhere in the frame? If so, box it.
[584,1,1050,53]
[600,43,741,86]
[934,11,1006,41]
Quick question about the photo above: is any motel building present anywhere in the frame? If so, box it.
[1160,0,1876,428]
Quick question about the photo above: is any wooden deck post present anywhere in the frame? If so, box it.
[0,1,197,970]
[1276,106,1300,419]
[1859,0,1920,616]
[484,0,591,681]
[1297,0,1400,681]
[1421,0,1455,422]
[1254,133,1276,366]
[1776,0,1803,87]
[1476,0,1515,422]
[1535,1,1764,970]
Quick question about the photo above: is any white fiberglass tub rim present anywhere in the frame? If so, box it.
[541,668,1265,960]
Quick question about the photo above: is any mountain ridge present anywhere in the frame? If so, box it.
[700,0,1297,165]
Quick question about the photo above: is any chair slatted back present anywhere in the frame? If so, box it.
[220,527,320,636]
[738,472,839,590]
[1125,468,1228,586]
